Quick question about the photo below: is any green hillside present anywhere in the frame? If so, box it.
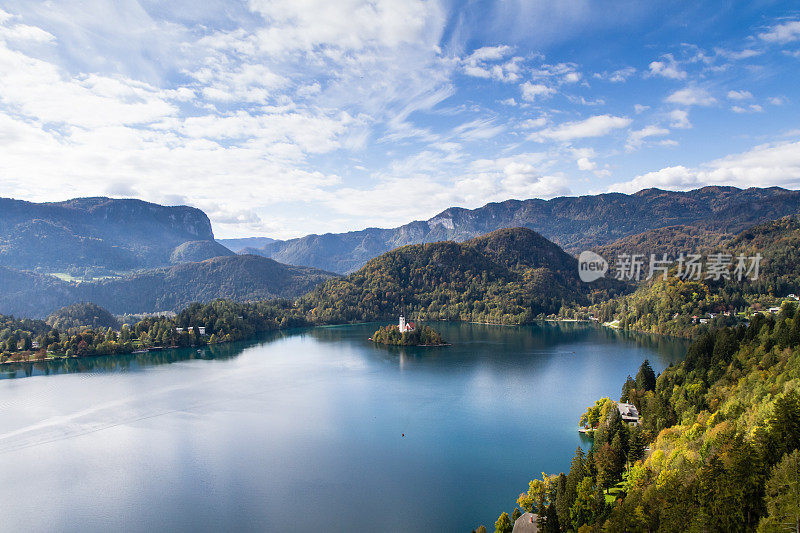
[591,215,800,337]
[494,307,800,532]
[298,228,601,325]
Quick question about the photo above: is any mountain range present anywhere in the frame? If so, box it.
[0,197,226,273]
[243,186,800,273]
[3,186,800,320]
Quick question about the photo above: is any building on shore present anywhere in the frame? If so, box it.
[617,402,640,425]
[512,512,539,532]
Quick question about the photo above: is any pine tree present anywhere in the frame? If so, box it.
[635,359,656,392]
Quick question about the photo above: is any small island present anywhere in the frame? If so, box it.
[371,315,449,346]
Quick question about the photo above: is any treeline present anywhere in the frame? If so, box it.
[371,324,446,346]
[487,303,800,532]
[0,299,308,363]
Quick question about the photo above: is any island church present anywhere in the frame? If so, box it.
[398,315,415,333]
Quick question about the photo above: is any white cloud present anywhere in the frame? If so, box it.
[519,117,547,129]
[625,125,670,151]
[608,140,800,193]
[731,104,763,113]
[669,109,691,129]
[451,118,505,141]
[647,54,686,80]
[634,104,650,114]
[665,87,716,106]
[595,67,636,83]
[321,152,569,228]
[520,81,555,101]
[577,157,596,171]
[758,20,800,44]
[715,48,761,60]
[0,22,55,43]
[727,90,753,100]
[461,45,523,82]
[531,114,632,142]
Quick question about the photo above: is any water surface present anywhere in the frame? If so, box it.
[0,322,687,532]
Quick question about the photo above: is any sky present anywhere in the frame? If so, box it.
[0,1,799,239]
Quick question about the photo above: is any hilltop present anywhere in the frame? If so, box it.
[297,228,611,325]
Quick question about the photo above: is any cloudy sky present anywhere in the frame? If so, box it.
[0,1,799,238]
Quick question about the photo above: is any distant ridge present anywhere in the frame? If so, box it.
[0,255,337,318]
[0,196,220,272]
[244,186,800,274]
[217,237,277,252]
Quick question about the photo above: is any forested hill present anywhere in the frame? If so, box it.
[593,214,800,337]
[246,186,800,273]
[297,228,617,324]
[0,255,337,317]
[496,305,800,532]
[0,197,227,272]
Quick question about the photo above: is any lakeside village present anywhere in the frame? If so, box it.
[600,293,800,329]
[370,315,448,346]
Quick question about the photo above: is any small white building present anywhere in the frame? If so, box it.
[398,315,415,333]
[617,402,640,425]
[769,307,782,314]
[175,327,184,333]
[198,327,206,336]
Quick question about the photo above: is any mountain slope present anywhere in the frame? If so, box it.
[0,197,217,272]
[297,228,598,324]
[217,237,277,252]
[0,255,337,317]
[247,186,800,273]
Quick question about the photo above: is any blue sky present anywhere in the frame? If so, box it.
[0,1,798,238]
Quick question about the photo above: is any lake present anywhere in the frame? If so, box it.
[0,322,688,532]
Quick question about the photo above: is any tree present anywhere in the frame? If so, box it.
[570,477,602,530]
[627,425,646,463]
[555,472,570,531]
[620,375,636,402]
[758,449,800,533]
[511,508,521,522]
[767,391,800,463]
[635,360,656,392]
[494,512,513,533]
[595,443,620,492]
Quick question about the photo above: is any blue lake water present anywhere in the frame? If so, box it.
[0,322,687,532]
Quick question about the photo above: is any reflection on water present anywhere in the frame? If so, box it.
[2,322,689,380]
[0,329,293,379]
[0,321,688,533]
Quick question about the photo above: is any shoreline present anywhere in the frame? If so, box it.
[369,337,452,347]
